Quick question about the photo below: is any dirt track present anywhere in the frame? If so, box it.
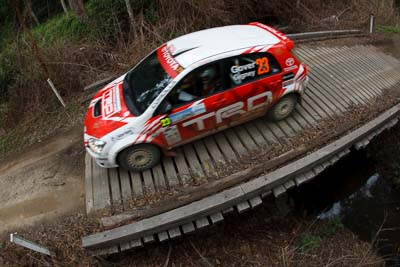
[0,126,85,235]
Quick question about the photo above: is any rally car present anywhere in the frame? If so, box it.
[84,22,309,172]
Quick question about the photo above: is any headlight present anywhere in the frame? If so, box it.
[88,138,106,154]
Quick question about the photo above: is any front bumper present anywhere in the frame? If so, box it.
[86,147,118,168]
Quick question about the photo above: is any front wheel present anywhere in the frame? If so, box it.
[118,144,161,172]
[267,94,298,122]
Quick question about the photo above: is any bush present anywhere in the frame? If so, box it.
[33,14,90,45]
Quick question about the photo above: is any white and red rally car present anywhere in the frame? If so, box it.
[84,22,308,171]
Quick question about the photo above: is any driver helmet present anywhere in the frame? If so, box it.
[200,67,217,83]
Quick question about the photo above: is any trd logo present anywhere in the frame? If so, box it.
[182,91,272,130]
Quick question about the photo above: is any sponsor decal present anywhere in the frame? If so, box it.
[255,57,270,75]
[182,91,272,131]
[284,65,298,72]
[157,44,184,78]
[168,103,206,124]
[163,125,182,145]
[102,85,121,118]
[111,128,134,141]
[160,117,172,127]
[285,58,295,67]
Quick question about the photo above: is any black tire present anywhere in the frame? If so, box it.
[267,94,298,122]
[118,144,161,172]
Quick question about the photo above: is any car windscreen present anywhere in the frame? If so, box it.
[123,51,172,115]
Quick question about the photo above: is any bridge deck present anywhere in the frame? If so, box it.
[85,45,400,215]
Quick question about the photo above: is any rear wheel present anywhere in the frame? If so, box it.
[267,94,298,122]
[118,144,161,172]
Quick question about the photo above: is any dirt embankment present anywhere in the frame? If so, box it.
[0,126,86,235]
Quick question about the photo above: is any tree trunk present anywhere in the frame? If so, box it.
[124,0,136,37]
[25,0,39,25]
[68,0,87,21]
[60,0,69,17]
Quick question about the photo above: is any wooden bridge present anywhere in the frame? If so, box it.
[82,40,400,255]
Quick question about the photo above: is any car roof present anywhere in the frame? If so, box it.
[167,24,281,68]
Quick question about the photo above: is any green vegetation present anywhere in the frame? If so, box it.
[377,25,400,34]
[295,217,344,253]
[33,14,89,44]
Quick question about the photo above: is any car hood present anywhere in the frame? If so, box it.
[84,79,135,140]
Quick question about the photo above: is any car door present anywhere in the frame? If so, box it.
[215,52,283,129]
[154,62,224,148]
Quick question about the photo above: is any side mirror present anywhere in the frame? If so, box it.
[157,101,173,115]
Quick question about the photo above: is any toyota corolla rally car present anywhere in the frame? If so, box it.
[84,22,308,172]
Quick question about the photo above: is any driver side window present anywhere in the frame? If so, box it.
[168,63,222,107]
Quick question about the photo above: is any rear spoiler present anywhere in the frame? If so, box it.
[248,22,294,50]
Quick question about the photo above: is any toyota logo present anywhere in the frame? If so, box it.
[285,58,295,66]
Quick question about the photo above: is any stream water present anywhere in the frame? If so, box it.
[289,150,400,265]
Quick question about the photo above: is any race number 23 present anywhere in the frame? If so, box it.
[160,117,171,127]
[255,57,270,75]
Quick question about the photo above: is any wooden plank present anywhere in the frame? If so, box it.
[307,78,343,114]
[119,169,132,201]
[284,180,296,190]
[334,47,380,98]
[296,49,361,106]
[162,157,180,187]
[120,242,131,251]
[203,136,225,165]
[82,104,400,250]
[130,239,143,248]
[343,46,392,90]
[183,145,204,181]
[182,222,196,234]
[130,171,143,197]
[303,91,332,119]
[318,47,376,101]
[244,122,269,146]
[143,235,155,244]
[291,110,310,129]
[93,164,110,209]
[214,133,237,161]
[85,154,94,213]
[306,83,338,116]
[261,191,272,198]
[224,129,247,156]
[236,201,251,213]
[175,147,191,184]
[313,164,325,175]
[158,231,169,242]
[152,164,167,191]
[272,185,286,197]
[286,117,303,132]
[249,196,263,208]
[235,125,257,151]
[193,140,216,178]
[266,121,287,141]
[309,75,348,112]
[295,104,318,125]
[294,174,308,186]
[253,119,279,143]
[109,168,122,205]
[168,227,181,239]
[142,170,155,195]
[276,120,296,137]
[222,207,235,214]
[209,212,224,224]
[195,217,210,229]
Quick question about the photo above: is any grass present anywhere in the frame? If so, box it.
[376,25,400,34]
[32,14,90,45]
[295,217,345,253]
